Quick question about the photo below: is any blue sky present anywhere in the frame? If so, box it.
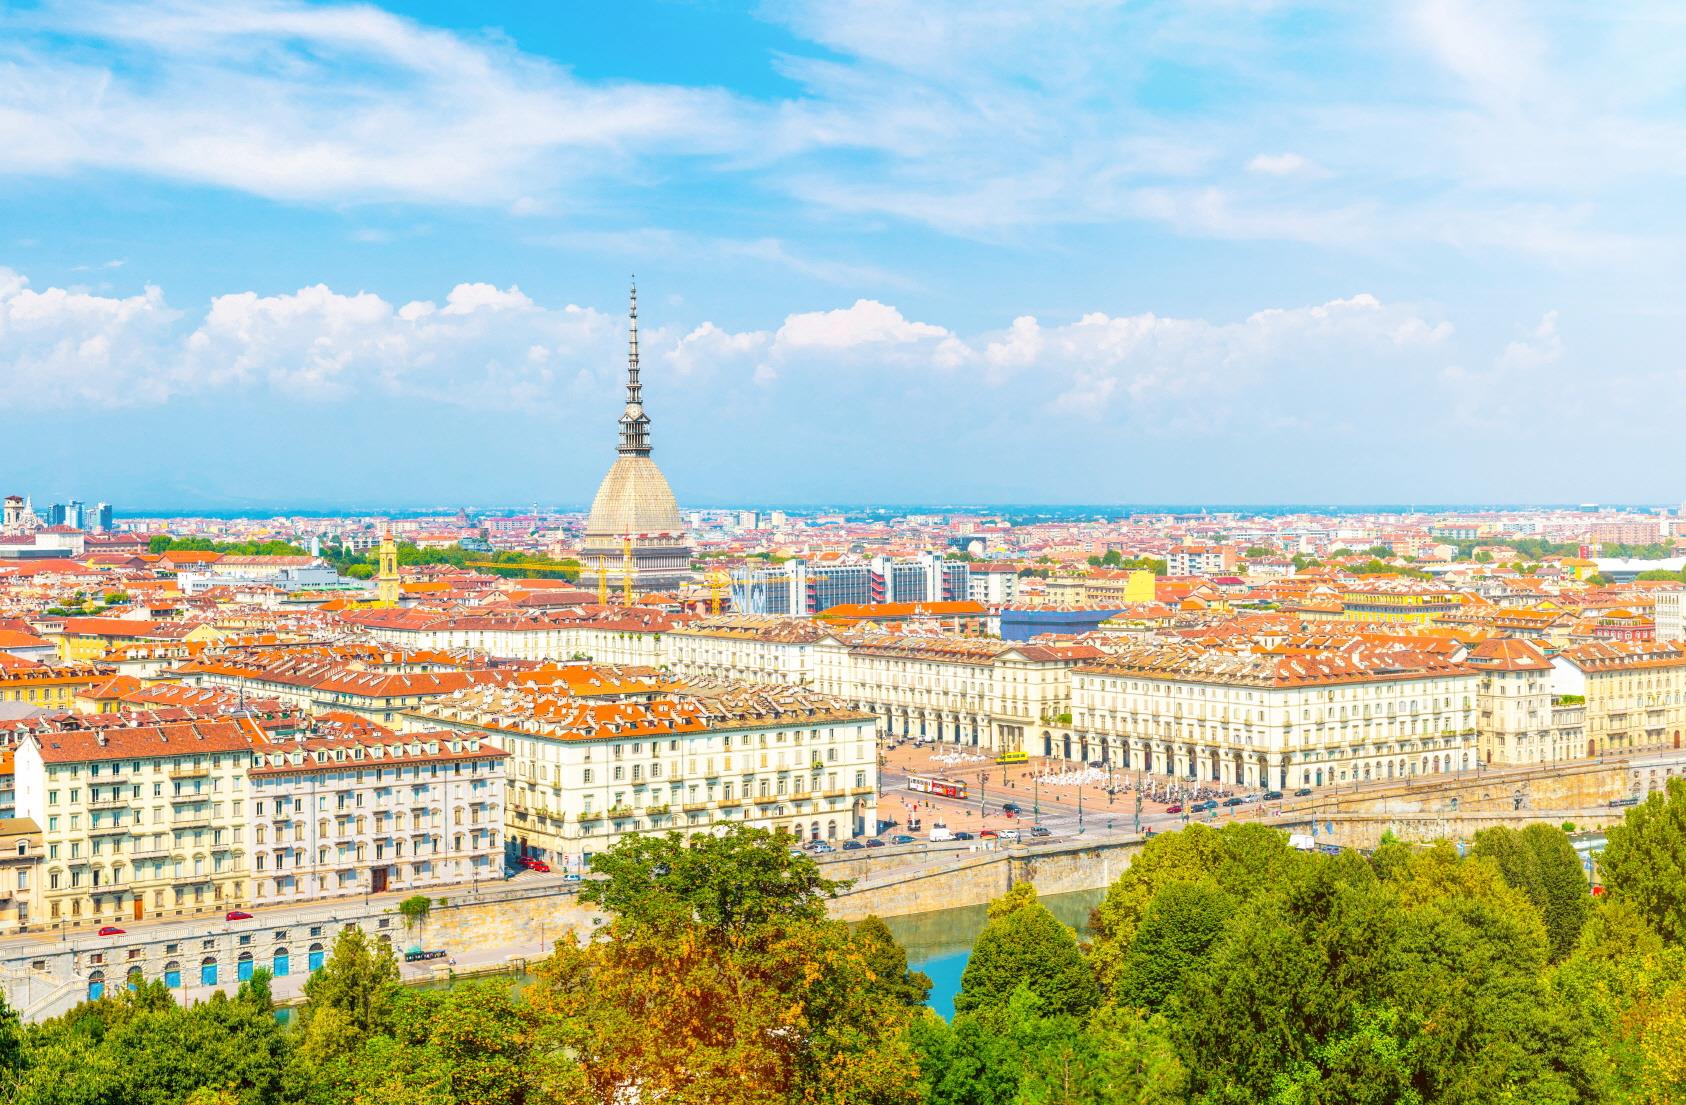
[2,0,1683,510]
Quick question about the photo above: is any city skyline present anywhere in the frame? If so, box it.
[5,2,1685,506]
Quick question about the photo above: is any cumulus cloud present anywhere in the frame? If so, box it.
[773,299,948,351]
[0,266,1596,463]
[0,269,624,409]
[0,267,182,404]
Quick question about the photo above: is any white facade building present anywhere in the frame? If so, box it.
[247,728,506,905]
[409,678,878,870]
[1069,644,1479,789]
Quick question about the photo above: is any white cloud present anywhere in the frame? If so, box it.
[0,0,746,205]
[0,267,182,405]
[1246,152,1318,176]
[0,266,1635,467]
[773,299,948,351]
[665,321,770,378]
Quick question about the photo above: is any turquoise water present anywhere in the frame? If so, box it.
[877,888,1104,1019]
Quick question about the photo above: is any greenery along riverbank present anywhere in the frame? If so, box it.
[7,782,1686,1103]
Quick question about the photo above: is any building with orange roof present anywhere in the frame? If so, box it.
[13,716,270,928]
[1551,642,1686,758]
[1466,638,1585,765]
[407,678,875,869]
[169,646,510,724]
[0,662,116,712]
[1069,640,1480,790]
[811,628,1096,756]
[342,604,687,667]
[246,725,506,906]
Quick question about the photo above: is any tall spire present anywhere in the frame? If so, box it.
[618,277,652,457]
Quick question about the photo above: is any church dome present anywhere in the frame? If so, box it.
[583,455,683,537]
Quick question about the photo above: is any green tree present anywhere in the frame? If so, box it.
[955,885,1099,1019]
[1245,546,1275,558]
[854,915,934,1010]
[1474,824,1590,960]
[1600,777,1686,944]
[1171,848,1596,1104]
[533,828,920,1105]
[0,988,20,1089]
[296,926,401,1062]
[1114,880,1236,1011]
[1089,823,1301,989]
[580,825,844,935]
[16,980,290,1105]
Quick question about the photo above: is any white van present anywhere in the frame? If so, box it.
[929,821,954,842]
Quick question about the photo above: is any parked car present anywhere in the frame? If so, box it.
[225,910,254,921]
[518,856,551,873]
[952,831,974,841]
[98,926,125,936]
[806,841,836,854]
[1263,790,1284,801]
[890,834,916,845]
[998,829,1021,842]
[979,829,999,839]
[1165,803,1184,814]
[1222,797,1244,807]
[789,848,807,858]
[865,838,887,848]
[559,873,582,883]
[1196,800,1218,812]
[1294,787,1313,797]
[1030,826,1052,837]
[1002,802,1023,814]
[842,839,865,851]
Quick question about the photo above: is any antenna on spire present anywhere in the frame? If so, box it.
[618,276,651,457]
[628,276,639,375]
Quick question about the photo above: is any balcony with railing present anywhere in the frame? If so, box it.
[171,813,214,829]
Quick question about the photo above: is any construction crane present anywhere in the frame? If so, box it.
[706,569,731,615]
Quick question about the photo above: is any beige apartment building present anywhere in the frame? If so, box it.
[1467,638,1586,765]
[11,718,268,927]
[1069,644,1479,790]
[1551,642,1686,758]
[811,631,1098,755]
[410,678,877,870]
[664,616,829,685]
[345,607,679,667]
[0,817,43,934]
